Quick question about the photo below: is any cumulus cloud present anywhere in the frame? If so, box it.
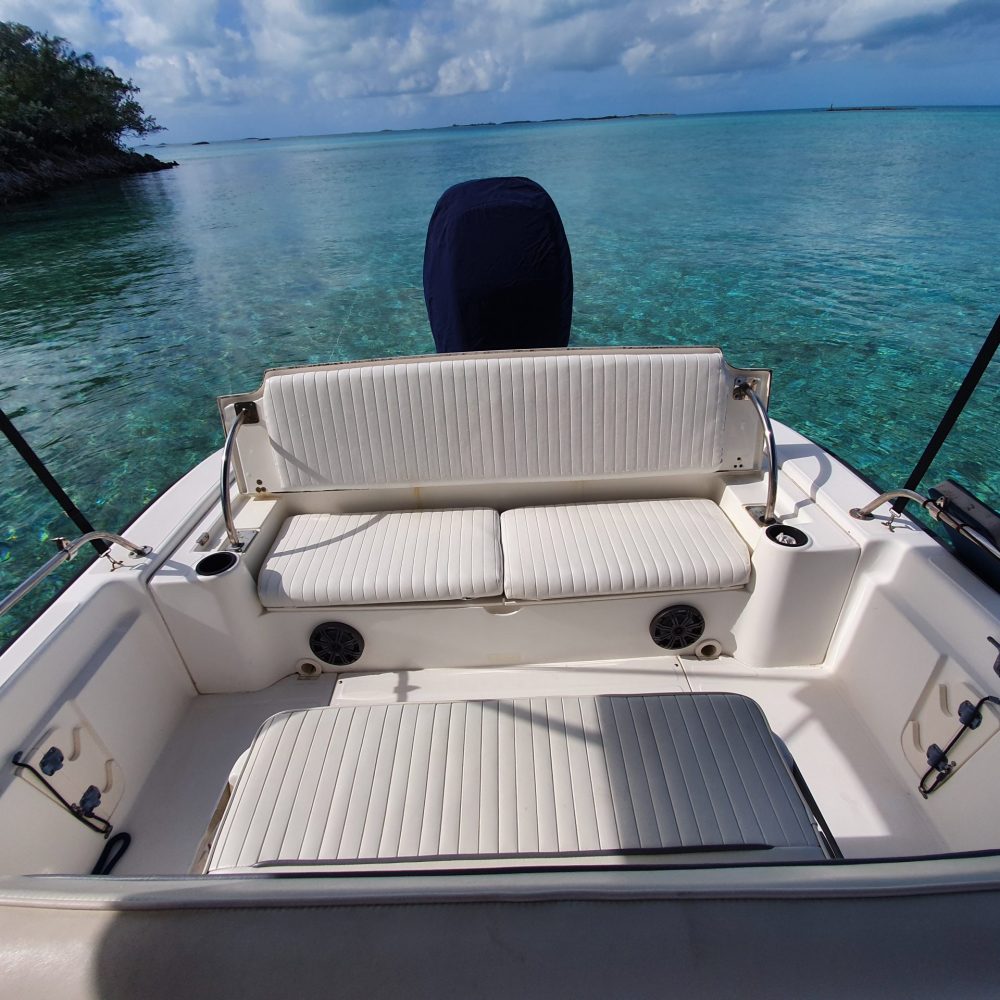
[0,0,997,132]
[106,0,221,50]
[116,48,267,106]
[435,50,508,96]
[0,0,105,50]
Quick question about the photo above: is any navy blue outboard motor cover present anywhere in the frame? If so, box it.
[423,177,573,353]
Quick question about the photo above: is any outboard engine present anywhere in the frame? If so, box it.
[423,176,573,353]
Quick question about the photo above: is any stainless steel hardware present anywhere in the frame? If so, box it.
[0,531,152,619]
[734,378,778,525]
[851,489,1000,562]
[220,403,259,552]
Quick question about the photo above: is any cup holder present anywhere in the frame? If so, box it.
[765,524,809,549]
[195,551,240,577]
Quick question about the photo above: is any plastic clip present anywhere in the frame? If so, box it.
[926,744,952,774]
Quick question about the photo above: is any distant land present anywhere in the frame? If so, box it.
[450,112,676,129]
[824,105,916,112]
[183,137,271,146]
[141,105,972,150]
[136,113,679,148]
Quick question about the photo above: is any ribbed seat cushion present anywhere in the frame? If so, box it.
[501,499,751,601]
[258,509,503,607]
[205,693,825,872]
[257,352,734,490]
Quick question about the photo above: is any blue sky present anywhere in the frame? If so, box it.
[2,0,999,142]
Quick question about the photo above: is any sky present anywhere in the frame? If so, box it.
[2,0,999,143]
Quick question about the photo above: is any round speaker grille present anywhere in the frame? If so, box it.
[309,622,365,666]
[649,605,705,651]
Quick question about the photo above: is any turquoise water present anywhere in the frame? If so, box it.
[2,108,999,645]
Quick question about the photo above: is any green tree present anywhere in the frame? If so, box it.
[0,21,163,168]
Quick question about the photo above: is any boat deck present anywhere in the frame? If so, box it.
[115,655,945,876]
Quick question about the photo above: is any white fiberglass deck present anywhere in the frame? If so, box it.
[114,654,947,876]
[205,692,824,873]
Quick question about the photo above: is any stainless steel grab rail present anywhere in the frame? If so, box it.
[219,402,259,553]
[734,379,778,525]
[851,489,1000,562]
[0,531,152,619]
[221,408,247,549]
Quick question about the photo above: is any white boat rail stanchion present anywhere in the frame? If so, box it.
[0,530,152,619]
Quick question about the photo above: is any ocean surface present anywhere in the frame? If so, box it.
[2,107,999,645]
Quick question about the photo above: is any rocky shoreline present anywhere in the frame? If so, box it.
[0,149,178,206]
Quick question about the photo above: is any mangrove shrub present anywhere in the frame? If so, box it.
[0,21,163,169]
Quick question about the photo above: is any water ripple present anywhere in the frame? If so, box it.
[2,109,999,644]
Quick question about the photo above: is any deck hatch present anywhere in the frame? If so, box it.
[205,693,826,872]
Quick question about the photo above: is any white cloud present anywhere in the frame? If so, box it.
[622,39,655,74]
[0,0,104,49]
[106,0,221,49]
[1,0,997,134]
[121,49,268,105]
[434,50,507,96]
[817,0,956,43]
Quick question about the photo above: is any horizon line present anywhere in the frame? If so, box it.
[143,102,1000,148]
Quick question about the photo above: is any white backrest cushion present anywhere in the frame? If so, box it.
[260,351,734,490]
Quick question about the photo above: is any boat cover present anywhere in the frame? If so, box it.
[205,693,825,872]
[423,176,573,353]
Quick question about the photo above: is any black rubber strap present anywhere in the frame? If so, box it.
[92,832,132,875]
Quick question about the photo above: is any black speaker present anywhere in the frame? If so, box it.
[649,605,705,651]
[309,622,364,666]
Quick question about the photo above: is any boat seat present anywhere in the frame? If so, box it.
[204,692,827,873]
[501,498,751,601]
[257,509,503,607]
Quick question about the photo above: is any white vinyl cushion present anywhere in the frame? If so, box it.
[258,509,503,607]
[501,499,751,600]
[205,693,824,872]
[260,351,729,490]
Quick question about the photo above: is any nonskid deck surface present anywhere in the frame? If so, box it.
[115,657,944,876]
[114,675,338,875]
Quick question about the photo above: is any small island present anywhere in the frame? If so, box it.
[824,105,916,112]
[447,112,676,129]
[1,21,176,206]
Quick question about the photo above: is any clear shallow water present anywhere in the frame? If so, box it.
[2,108,999,645]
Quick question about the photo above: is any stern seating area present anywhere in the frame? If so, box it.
[224,350,768,610]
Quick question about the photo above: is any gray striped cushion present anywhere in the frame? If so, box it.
[206,693,823,871]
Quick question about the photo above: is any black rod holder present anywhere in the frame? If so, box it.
[0,406,108,554]
[894,312,1000,513]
